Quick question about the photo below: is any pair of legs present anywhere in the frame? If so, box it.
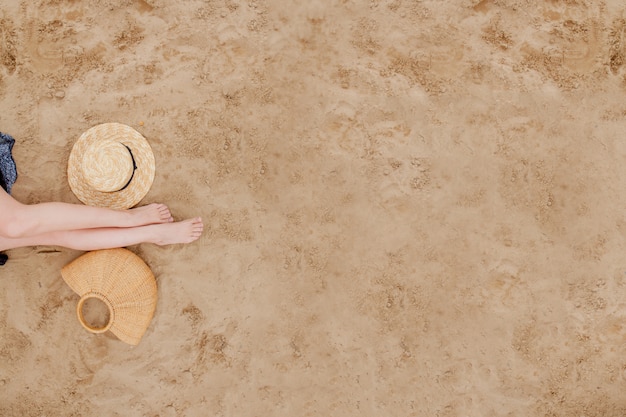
[0,188,203,251]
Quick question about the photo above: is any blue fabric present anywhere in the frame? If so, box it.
[0,132,15,265]
[0,132,17,194]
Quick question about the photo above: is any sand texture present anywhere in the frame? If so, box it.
[3,0,626,415]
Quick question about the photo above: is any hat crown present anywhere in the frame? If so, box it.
[82,141,134,193]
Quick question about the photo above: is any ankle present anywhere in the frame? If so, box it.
[122,210,136,227]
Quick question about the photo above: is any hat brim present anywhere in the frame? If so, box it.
[68,123,155,210]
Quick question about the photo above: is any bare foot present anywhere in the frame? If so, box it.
[149,217,203,245]
[128,203,173,226]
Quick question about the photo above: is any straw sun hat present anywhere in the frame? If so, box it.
[67,123,155,210]
[61,248,158,346]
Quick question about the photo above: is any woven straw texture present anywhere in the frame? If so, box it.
[67,123,155,210]
[82,140,135,192]
[61,248,158,346]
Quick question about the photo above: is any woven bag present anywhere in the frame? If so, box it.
[61,248,158,345]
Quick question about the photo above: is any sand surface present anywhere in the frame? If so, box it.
[2,0,626,415]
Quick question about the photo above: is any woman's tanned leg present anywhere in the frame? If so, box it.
[0,217,203,251]
[0,188,173,239]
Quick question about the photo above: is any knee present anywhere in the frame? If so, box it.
[0,220,26,239]
[0,211,34,239]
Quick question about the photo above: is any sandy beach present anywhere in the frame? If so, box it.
[3,0,626,415]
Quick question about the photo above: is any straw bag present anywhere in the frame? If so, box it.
[61,248,158,345]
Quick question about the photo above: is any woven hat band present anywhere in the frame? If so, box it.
[82,141,135,193]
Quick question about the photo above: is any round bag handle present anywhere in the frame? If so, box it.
[76,292,114,334]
